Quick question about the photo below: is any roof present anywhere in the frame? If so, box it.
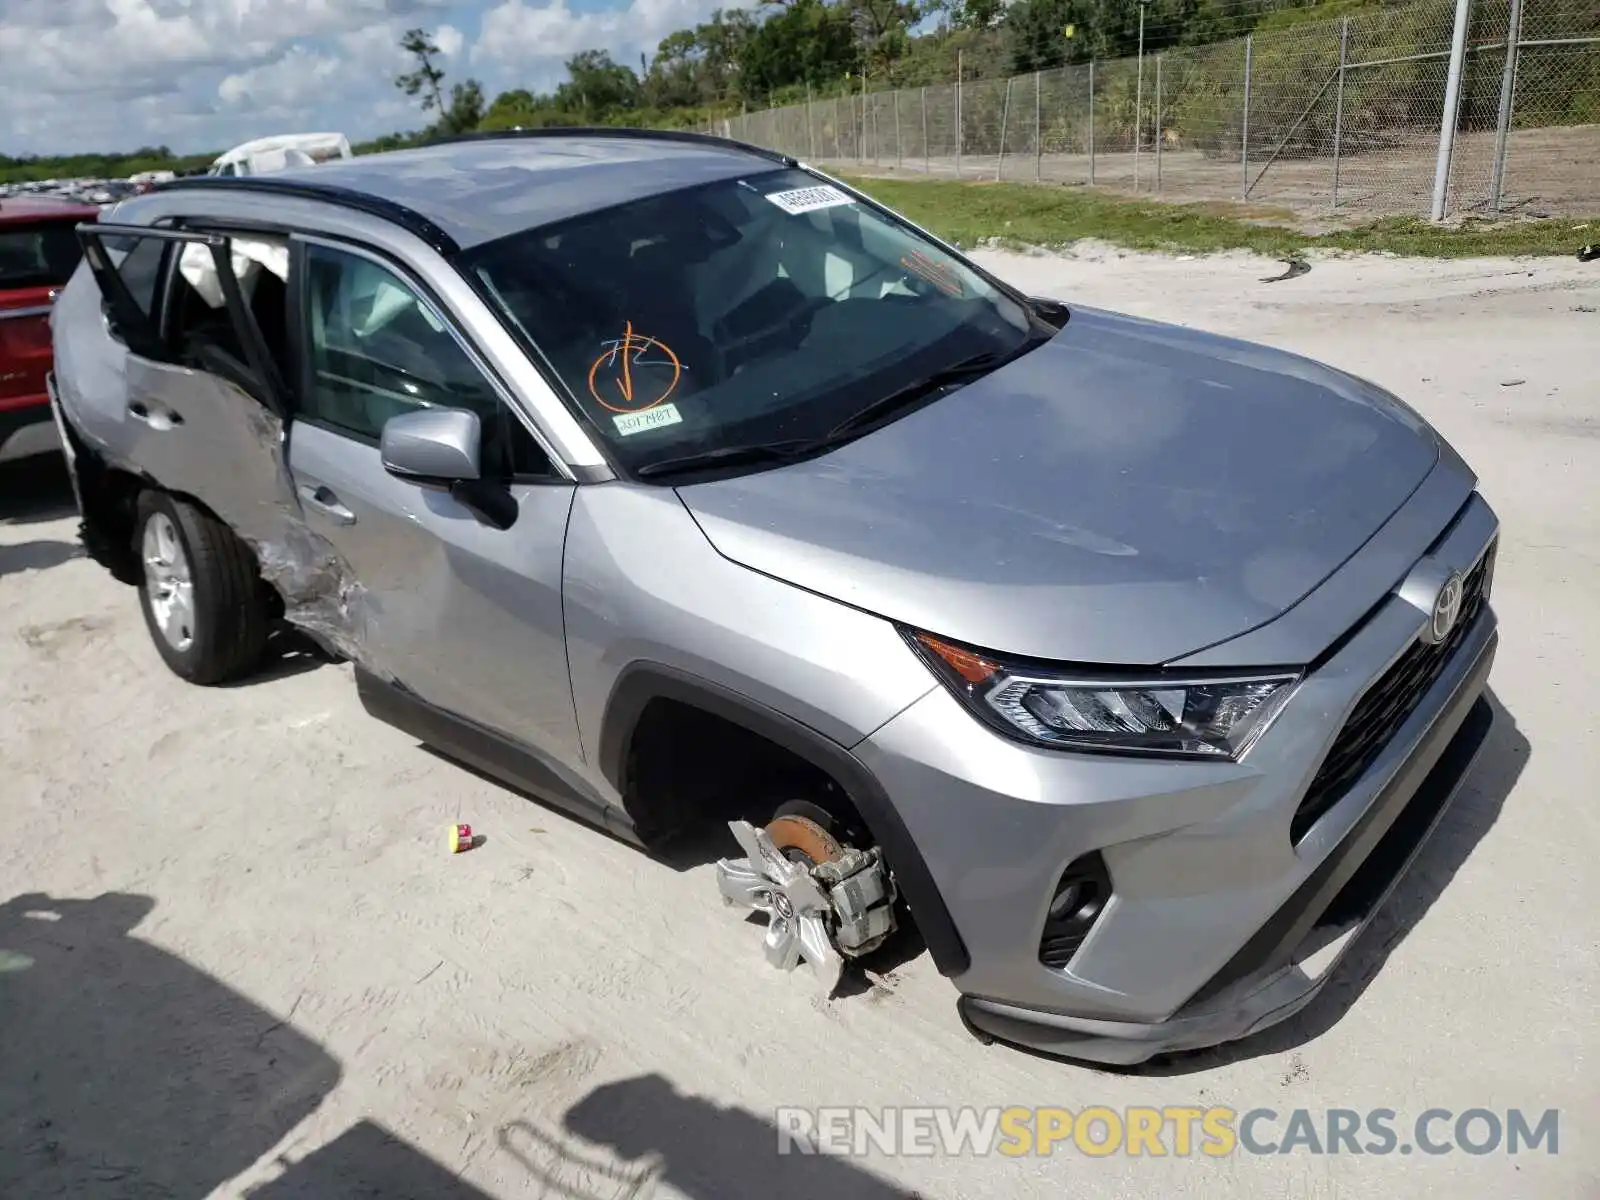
[168,131,789,252]
[0,195,102,226]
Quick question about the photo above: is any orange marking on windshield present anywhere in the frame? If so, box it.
[587,323,682,414]
[902,250,964,298]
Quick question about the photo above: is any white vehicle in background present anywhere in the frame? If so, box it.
[207,133,353,178]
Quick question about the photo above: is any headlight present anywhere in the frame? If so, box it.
[906,630,1300,760]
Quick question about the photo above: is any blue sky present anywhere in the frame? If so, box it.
[0,0,750,158]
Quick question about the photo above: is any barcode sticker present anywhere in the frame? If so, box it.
[764,184,855,215]
[613,403,683,436]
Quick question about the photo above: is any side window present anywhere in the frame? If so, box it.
[97,233,168,322]
[162,235,289,407]
[114,235,168,317]
[302,243,554,478]
[0,220,87,290]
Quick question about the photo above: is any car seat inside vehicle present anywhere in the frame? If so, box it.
[169,236,289,409]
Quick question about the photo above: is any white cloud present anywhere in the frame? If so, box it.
[0,0,741,157]
[473,0,747,71]
[434,23,467,57]
[219,49,343,109]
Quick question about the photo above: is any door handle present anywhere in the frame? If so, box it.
[128,401,183,429]
[297,483,357,526]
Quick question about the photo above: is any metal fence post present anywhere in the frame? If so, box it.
[1241,35,1253,198]
[860,70,868,163]
[922,86,929,173]
[1155,55,1163,193]
[1332,16,1349,209]
[1490,0,1525,211]
[806,83,816,162]
[1035,70,1043,182]
[894,90,903,168]
[997,76,1013,181]
[1430,0,1475,220]
[1135,5,1146,191]
[956,50,964,177]
[871,87,881,164]
[835,97,844,159]
[1088,60,1097,185]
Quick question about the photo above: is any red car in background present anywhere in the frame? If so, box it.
[1,195,100,465]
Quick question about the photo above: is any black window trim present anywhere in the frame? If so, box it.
[77,220,290,420]
[79,217,178,339]
[163,214,301,407]
[292,232,573,486]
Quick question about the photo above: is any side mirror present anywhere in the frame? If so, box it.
[380,408,481,483]
[379,407,518,531]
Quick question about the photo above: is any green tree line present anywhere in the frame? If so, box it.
[4,0,1593,182]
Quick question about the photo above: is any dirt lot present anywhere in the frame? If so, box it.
[2,248,1596,1199]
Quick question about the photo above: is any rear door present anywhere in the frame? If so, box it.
[75,222,302,549]
[0,216,85,410]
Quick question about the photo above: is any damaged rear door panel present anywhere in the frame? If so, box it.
[72,221,368,659]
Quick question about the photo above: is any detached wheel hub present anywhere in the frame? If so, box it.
[715,813,898,996]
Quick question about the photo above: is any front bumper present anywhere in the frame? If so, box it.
[854,494,1500,1065]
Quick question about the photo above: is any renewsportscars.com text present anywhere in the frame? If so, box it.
[775,1106,1561,1158]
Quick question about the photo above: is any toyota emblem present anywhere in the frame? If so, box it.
[1428,571,1465,644]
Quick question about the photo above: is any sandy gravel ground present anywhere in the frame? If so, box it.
[2,247,1596,1200]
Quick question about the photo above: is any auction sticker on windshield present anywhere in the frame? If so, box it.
[765,184,855,215]
[614,403,683,436]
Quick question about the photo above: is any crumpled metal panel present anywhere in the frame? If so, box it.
[51,288,390,678]
[251,504,374,669]
[164,391,386,676]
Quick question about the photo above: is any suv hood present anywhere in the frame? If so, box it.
[678,307,1439,666]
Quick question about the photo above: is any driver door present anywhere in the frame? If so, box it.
[284,236,585,771]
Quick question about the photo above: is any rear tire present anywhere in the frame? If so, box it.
[134,490,270,685]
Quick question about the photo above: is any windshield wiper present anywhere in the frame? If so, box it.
[637,336,1051,480]
[634,438,829,480]
[825,343,1037,441]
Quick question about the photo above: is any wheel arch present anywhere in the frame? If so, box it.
[66,430,264,592]
[598,661,970,977]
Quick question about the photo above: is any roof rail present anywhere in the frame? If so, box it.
[422,125,798,167]
[148,175,460,254]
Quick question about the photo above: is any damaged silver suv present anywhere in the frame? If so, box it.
[49,130,1501,1065]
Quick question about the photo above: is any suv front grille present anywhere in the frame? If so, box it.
[1290,543,1494,844]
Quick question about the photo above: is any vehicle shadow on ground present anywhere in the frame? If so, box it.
[0,454,77,526]
[246,1119,497,1198]
[501,1073,925,1199]
[0,891,491,1198]
[0,538,81,576]
[216,626,339,688]
[0,456,82,576]
[1129,689,1530,1076]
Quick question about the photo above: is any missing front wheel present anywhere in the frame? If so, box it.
[714,815,898,996]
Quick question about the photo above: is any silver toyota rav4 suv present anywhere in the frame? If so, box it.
[48,130,1500,1066]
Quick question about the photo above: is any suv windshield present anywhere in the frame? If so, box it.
[0,221,84,291]
[458,168,1041,475]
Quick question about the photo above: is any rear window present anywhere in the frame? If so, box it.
[0,221,85,290]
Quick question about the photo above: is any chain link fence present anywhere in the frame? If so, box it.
[718,0,1599,219]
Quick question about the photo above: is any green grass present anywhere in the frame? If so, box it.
[838,173,1596,259]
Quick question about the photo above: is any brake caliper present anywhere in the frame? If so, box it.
[715,819,898,996]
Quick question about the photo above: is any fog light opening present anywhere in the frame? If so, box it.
[1038,852,1112,970]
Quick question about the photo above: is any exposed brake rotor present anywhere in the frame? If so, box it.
[716,813,898,997]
